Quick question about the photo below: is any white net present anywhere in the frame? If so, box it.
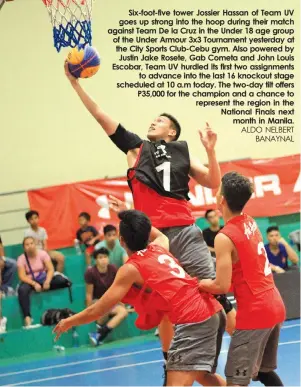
[42,0,94,52]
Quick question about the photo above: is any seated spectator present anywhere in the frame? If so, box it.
[85,247,128,346]
[94,225,128,268]
[24,210,65,273]
[265,226,299,273]
[17,237,67,327]
[202,209,223,257]
[0,235,17,295]
[76,212,101,266]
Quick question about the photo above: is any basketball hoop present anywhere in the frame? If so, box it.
[42,0,94,52]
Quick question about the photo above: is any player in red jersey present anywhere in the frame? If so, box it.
[199,172,286,386]
[64,64,236,383]
[54,210,225,386]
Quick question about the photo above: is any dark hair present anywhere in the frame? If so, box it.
[25,210,39,221]
[221,172,253,213]
[118,210,151,252]
[79,212,91,221]
[104,225,117,235]
[266,226,279,234]
[22,236,35,247]
[93,247,110,259]
[205,209,216,219]
[160,113,181,141]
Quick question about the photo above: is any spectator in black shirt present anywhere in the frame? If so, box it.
[76,212,101,266]
[84,247,128,346]
[202,209,223,257]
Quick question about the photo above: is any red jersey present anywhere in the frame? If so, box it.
[122,244,222,329]
[220,213,286,329]
[127,142,195,228]
[129,177,194,229]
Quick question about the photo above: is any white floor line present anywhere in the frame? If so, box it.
[282,324,300,329]
[4,340,300,386]
[1,323,299,377]
[0,348,161,378]
[4,360,163,386]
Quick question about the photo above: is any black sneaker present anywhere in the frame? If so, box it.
[162,363,167,386]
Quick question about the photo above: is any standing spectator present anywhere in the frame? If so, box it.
[84,247,128,346]
[0,235,17,295]
[76,212,101,266]
[24,211,65,273]
[94,225,128,268]
[265,226,299,273]
[202,209,223,257]
[17,237,67,327]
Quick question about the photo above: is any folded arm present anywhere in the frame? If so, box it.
[280,240,299,265]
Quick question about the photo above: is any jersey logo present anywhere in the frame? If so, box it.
[235,369,247,377]
[154,144,171,159]
[244,221,257,240]
[170,353,183,363]
[136,249,147,256]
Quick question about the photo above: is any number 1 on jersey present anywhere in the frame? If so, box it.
[156,162,171,191]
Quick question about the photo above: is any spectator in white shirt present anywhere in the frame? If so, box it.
[24,210,65,273]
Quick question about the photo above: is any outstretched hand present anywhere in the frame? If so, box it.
[53,318,72,341]
[64,60,78,83]
[199,122,217,151]
[108,195,129,214]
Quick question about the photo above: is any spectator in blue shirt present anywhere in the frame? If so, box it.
[94,225,128,268]
[265,226,299,273]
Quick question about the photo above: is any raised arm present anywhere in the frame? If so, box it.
[65,63,143,156]
[65,62,118,135]
[149,227,169,251]
[189,123,221,189]
[108,195,169,251]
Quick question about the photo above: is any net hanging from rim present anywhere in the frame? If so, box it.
[42,0,94,52]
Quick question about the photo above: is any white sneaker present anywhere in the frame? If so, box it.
[0,317,7,333]
[6,287,15,296]
[23,323,41,330]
